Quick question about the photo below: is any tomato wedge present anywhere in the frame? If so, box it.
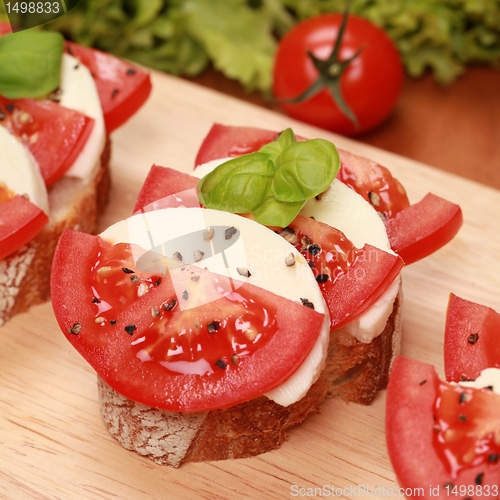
[0,96,95,188]
[386,356,500,496]
[133,165,200,214]
[0,195,48,259]
[51,228,325,412]
[290,215,403,329]
[65,42,152,134]
[384,193,463,265]
[444,294,500,383]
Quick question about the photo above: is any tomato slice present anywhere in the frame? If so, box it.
[0,195,48,259]
[195,123,280,167]
[65,42,152,134]
[386,356,500,493]
[133,165,200,214]
[289,215,403,329]
[337,149,409,218]
[444,294,500,383]
[0,96,95,188]
[384,193,463,265]
[51,228,325,412]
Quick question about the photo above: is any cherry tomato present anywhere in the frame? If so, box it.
[273,14,404,136]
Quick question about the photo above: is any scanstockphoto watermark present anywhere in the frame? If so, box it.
[2,0,79,31]
[291,484,427,497]
[290,484,500,498]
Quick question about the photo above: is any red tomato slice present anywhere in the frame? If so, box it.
[337,149,409,218]
[0,96,95,188]
[0,195,48,259]
[51,228,325,412]
[133,165,200,214]
[386,356,500,495]
[194,123,280,167]
[384,193,463,265]
[65,42,152,134]
[444,294,500,383]
[290,215,403,329]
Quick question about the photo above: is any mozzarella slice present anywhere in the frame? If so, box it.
[101,207,331,407]
[59,54,106,181]
[194,158,400,344]
[0,126,49,214]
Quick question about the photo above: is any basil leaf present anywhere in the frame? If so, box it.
[0,31,64,99]
[272,139,340,203]
[252,197,304,228]
[258,127,295,162]
[198,153,274,213]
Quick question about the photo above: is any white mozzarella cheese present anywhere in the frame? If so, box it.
[458,368,500,395]
[101,207,331,406]
[0,126,49,214]
[59,53,106,181]
[194,158,400,344]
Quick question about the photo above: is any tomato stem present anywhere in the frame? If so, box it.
[275,1,362,130]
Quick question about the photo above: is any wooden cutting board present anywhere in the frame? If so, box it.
[2,70,500,500]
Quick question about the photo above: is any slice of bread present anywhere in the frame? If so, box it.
[98,291,402,467]
[0,138,111,327]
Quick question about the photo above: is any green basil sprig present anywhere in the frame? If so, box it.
[0,31,64,99]
[197,129,340,227]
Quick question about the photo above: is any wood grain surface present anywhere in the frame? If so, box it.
[2,70,500,500]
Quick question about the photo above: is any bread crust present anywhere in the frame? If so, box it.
[98,291,402,466]
[0,138,111,327]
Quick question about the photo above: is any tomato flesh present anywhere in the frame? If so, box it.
[52,229,325,412]
[337,149,409,218]
[0,96,95,188]
[386,356,500,494]
[273,14,404,136]
[434,382,500,478]
[65,42,152,134]
[195,124,280,167]
[384,193,463,265]
[0,195,48,259]
[290,215,403,329]
[133,165,200,214]
[444,294,500,383]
